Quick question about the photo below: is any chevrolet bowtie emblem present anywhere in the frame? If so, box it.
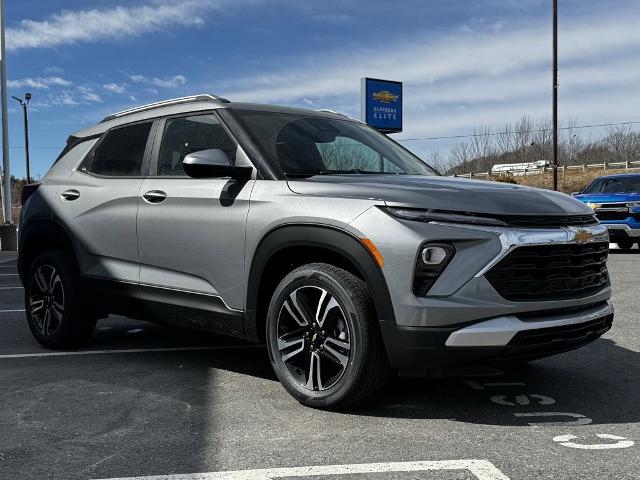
[574,229,593,244]
[372,90,399,103]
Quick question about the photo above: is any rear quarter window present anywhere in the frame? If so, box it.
[81,122,152,176]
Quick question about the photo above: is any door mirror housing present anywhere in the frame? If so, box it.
[183,149,252,179]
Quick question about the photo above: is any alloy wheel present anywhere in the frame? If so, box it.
[29,264,65,336]
[276,286,351,391]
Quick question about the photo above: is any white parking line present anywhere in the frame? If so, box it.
[0,309,25,313]
[0,286,23,289]
[94,459,510,480]
[0,273,19,276]
[0,344,263,359]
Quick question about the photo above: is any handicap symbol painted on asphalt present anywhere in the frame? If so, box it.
[490,394,555,406]
[553,433,635,450]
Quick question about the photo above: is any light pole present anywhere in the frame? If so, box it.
[0,0,11,225]
[12,93,31,184]
[552,0,559,191]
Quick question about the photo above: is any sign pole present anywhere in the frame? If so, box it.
[552,0,558,191]
[0,0,11,222]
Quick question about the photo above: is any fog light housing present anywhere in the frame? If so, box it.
[421,246,448,265]
[413,243,455,296]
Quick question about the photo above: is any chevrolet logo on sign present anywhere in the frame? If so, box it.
[372,90,399,103]
[574,229,593,244]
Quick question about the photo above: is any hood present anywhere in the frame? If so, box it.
[574,192,640,204]
[287,175,593,216]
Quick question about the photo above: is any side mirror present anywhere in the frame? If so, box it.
[183,149,252,180]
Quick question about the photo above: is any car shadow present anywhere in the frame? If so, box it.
[82,317,640,427]
[347,337,639,427]
[97,320,639,428]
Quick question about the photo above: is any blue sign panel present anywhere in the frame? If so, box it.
[361,77,402,133]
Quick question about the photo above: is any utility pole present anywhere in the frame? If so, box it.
[0,0,11,222]
[552,0,559,191]
[12,93,31,184]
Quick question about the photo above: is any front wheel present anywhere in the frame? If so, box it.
[24,250,97,349]
[266,263,390,409]
[616,240,635,251]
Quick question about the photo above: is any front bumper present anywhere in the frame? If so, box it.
[605,223,640,239]
[347,208,614,373]
[380,301,613,374]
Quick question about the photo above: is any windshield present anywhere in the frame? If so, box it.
[583,176,640,194]
[231,109,438,177]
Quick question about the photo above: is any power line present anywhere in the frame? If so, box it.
[395,121,640,143]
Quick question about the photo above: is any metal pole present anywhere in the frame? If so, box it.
[23,102,30,184]
[0,0,11,222]
[552,0,559,191]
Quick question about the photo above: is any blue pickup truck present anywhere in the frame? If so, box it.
[574,173,640,250]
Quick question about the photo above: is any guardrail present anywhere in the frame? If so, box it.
[453,160,640,179]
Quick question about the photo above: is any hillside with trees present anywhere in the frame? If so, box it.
[440,116,640,176]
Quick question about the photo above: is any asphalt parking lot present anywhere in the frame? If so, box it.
[1,249,638,480]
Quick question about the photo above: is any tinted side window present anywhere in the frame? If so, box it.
[157,114,236,176]
[86,122,152,176]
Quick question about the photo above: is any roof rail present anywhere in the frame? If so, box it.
[100,94,231,123]
[315,109,350,118]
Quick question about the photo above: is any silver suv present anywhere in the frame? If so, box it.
[19,94,614,408]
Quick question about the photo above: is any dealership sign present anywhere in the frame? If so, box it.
[361,77,402,133]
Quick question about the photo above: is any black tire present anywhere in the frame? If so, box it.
[266,263,390,409]
[24,250,97,349]
[616,241,635,251]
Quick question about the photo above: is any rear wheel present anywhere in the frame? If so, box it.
[25,250,97,349]
[266,263,390,409]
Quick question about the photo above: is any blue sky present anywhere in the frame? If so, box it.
[3,0,640,177]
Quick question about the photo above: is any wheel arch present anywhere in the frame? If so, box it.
[18,219,79,284]
[244,224,395,342]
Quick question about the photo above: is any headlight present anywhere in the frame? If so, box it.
[384,207,508,227]
[626,201,640,209]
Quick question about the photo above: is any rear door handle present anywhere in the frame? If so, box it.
[61,189,80,201]
[142,190,167,204]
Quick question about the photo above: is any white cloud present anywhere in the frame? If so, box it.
[82,92,102,103]
[103,83,127,94]
[129,74,187,88]
[8,76,72,89]
[6,0,238,51]
[57,92,80,107]
[44,66,64,75]
[78,86,103,103]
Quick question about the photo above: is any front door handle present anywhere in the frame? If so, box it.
[142,190,167,204]
[61,189,80,201]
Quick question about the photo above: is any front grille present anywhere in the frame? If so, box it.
[596,211,640,222]
[509,314,613,348]
[596,203,627,209]
[485,242,609,302]
[497,214,598,228]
